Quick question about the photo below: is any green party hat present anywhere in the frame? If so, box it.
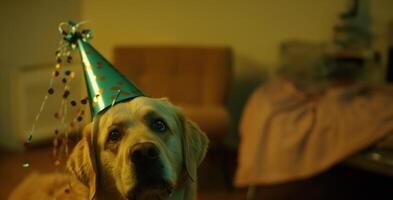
[77,40,145,116]
[57,21,145,116]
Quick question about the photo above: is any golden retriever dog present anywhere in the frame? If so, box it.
[10,97,209,200]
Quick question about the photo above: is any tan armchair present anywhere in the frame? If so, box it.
[113,46,232,144]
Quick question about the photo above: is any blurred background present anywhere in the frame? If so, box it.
[1,0,393,199]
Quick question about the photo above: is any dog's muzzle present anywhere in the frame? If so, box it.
[129,142,173,199]
[130,142,165,186]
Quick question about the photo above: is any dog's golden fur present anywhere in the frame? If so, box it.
[10,97,209,200]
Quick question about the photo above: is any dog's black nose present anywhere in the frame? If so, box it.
[131,142,159,163]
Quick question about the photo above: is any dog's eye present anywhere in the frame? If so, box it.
[151,119,167,133]
[108,130,122,142]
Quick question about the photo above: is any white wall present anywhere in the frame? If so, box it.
[0,0,82,150]
[80,0,393,76]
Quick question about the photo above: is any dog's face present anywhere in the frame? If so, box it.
[97,97,185,199]
[67,97,209,200]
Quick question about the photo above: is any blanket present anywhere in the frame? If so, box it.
[235,80,393,186]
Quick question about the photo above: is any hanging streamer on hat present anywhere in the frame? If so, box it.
[22,65,55,168]
[22,21,91,168]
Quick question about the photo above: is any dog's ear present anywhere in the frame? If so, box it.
[67,123,97,200]
[178,112,209,182]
